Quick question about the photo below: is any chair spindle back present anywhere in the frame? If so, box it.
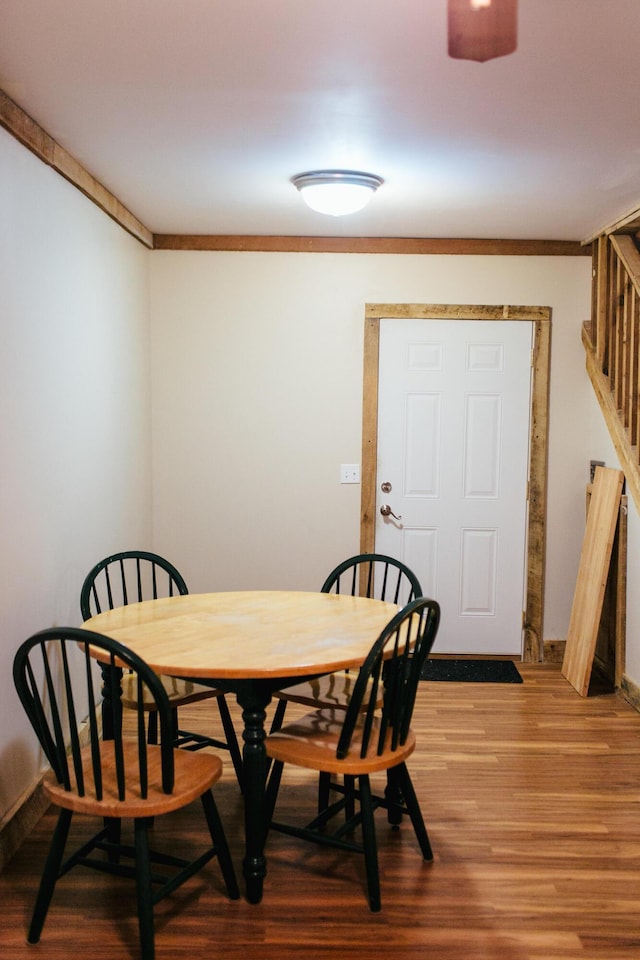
[80,550,188,619]
[321,553,423,607]
[337,597,440,760]
[13,627,176,800]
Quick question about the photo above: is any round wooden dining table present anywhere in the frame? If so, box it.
[82,589,399,904]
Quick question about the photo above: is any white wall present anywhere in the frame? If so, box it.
[0,128,152,824]
[149,250,597,649]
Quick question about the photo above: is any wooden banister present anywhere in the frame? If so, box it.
[586,232,640,512]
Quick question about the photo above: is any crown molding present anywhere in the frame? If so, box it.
[0,89,153,249]
[153,234,589,255]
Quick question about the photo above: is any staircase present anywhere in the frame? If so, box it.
[585,231,640,513]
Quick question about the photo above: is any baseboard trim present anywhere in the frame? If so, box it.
[620,673,640,713]
[0,712,101,872]
[543,639,566,663]
[545,641,639,708]
[0,776,49,872]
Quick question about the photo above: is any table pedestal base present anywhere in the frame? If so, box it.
[235,682,272,904]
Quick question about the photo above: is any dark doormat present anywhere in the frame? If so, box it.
[420,658,523,683]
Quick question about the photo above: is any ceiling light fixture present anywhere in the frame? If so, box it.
[291,170,384,217]
[447,0,517,63]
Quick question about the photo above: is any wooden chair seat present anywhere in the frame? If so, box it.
[266,708,416,775]
[43,741,224,818]
[120,673,222,711]
[275,672,381,712]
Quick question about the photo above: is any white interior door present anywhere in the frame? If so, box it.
[375,318,533,655]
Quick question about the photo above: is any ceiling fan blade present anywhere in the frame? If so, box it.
[447,0,518,63]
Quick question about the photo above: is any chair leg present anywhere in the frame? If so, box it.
[104,816,122,862]
[396,763,433,861]
[384,767,404,827]
[216,694,244,791]
[28,808,72,943]
[269,698,287,734]
[265,758,284,827]
[170,707,179,742]
[147,710,158,745]
[358,775,381,912]
[134,817,156,960]
[344,775,356,822]
[316,773,356,822]
[317,771,331,815]
[200,790,240,900]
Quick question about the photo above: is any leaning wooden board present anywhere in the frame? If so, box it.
[562,466,624,696]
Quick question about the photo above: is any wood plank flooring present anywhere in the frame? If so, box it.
[3,663,640,959]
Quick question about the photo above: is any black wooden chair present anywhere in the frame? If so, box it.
[80,550,243,788]
[270,553,423,815]
[13,627,239,960]
[271,553,423,728]
[265,596,440,911]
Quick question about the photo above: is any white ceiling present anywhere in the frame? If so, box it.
[1,0,640,241]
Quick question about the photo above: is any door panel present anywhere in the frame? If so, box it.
[375,318,533,655]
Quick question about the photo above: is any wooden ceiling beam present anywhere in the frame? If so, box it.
[583,206,640,245]
[153,234,589,256]
[0,89,153,249]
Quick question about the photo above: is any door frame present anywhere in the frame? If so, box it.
[360,303,552,663]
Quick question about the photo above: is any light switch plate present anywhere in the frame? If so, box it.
[340,464,360,484]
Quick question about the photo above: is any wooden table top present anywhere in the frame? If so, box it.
[82,590,399,679]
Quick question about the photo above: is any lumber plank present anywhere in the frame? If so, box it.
[562,466,624,695]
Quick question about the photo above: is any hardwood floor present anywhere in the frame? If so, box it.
[3,663,640,959]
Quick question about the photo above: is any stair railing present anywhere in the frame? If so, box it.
[587,233,640,511]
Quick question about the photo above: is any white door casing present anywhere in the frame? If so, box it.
[374,317,534,656]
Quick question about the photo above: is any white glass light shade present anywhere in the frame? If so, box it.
[291,170,383,217]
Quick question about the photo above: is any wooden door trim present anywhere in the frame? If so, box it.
[360,303,552,663]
